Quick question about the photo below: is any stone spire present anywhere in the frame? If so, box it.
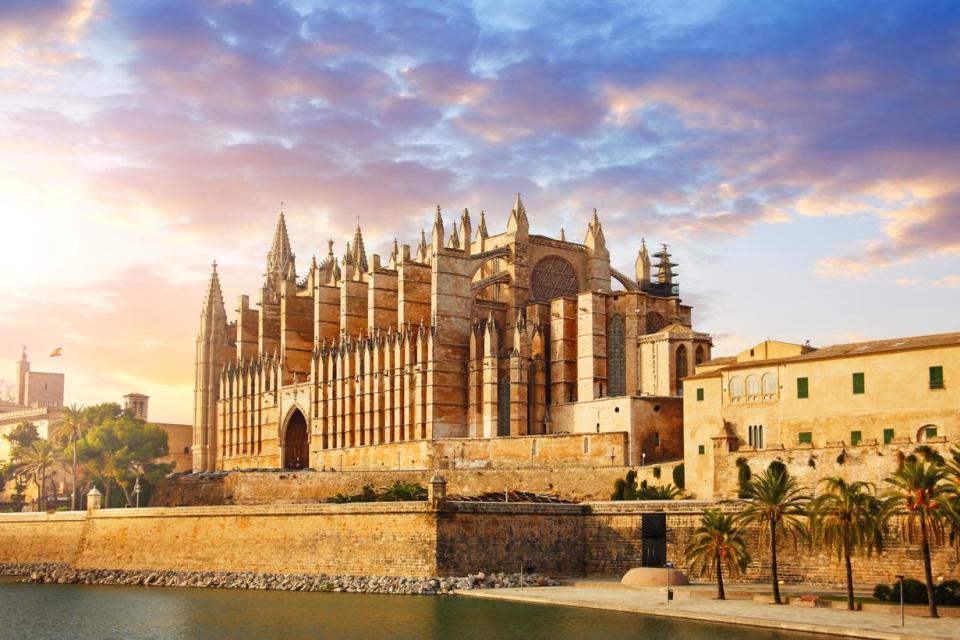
[584,208,608,257]
[194,260,229,473]
[432,205,445,250]
[416,228,429,262]
[351,222,369,273]
[266,209,295,282]
[636,238,651,285]
[447,221,460,249]
[506,193,529,234]
[477,210,489,239]
[388,238,400,269]
[459,208,472,255]
[201,261,227,321]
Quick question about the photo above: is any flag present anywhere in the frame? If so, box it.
[49,347,62,357]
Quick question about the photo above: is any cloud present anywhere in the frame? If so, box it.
[3,0,960,419]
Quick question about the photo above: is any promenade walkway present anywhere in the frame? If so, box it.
[454,584,959,640]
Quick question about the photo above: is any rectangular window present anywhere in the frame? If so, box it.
[696,388,704,401]
[883,428,895,445]
[797,377,809,399]
[798,432,813,445]
[850,430,862,446]
[698,444,705,455]
[930,366,944,390]
[926,426,938,439]
[852,372,865,395]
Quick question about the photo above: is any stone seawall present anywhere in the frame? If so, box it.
[151,462,684,506]
[1,499,954,589]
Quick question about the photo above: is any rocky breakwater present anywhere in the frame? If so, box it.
[1,563,558,595]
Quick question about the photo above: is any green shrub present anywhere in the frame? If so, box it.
[672,463,685,489]
[634,483,680,500]
[936,580,960,606]
[873,584,891,601]
[875,578,929,604]
[652,466,662,479]
[611,478,627,501]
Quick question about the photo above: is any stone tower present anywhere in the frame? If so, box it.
[16,346,28,405]
[193,261,229,472]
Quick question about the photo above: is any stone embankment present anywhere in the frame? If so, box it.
[0,563,557,595]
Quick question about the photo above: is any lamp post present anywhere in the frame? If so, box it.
[897,575,904,627]
[134,476,142,509]
[666,561,674,605]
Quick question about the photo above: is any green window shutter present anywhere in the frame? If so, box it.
[797,377,809,399]
[883,428,895,444]
[852,372,865,394]
[698,444,705,455]
[926,426,938,439]
[850,430,862,446]
[930,366,944,389]
[798,432,812,445]
[696,388,704,401]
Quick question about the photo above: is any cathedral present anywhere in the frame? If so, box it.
[193,195,712,473]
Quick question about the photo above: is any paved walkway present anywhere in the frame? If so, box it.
[454,585,959,640]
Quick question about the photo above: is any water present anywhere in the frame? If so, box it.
[0,578,813,640]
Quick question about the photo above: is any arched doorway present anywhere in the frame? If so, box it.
[284,408,309,470]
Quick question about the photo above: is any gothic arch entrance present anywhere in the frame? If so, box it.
[283,408,309,470]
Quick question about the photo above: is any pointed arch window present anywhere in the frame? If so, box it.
[498,376,511,436]
[607,314,626,397]
[695,345,706,366]
[675,345,688,396]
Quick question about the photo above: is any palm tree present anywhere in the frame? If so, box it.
[684,508,751,599]
[886,457,954,618]
[739,464,809,604]
[15,441,60,511]
[50,404,88,511]
[809,478,891,610]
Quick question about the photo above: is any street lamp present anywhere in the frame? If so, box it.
[896,575,904,627]
[134,476,142,509]
[666,561,674,604]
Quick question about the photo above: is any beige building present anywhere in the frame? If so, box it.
[683,333,960,499]
[0,348,64,463]
[194,197,711,473]
[123,394,193,474]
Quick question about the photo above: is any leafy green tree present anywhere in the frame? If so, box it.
[2,422,40,512]
[809,478,891,610]
[739,463,809,604]
[684,509,751,600]
[4,422,40,453]
[672,463,685,490]
[15,440,61,511]
[49,404,89,511]
[886,456,954,618]
[75,413,172,508]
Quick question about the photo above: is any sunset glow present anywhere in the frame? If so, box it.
[1,1,958,422]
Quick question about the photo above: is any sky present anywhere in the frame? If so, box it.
[0,0,958,423]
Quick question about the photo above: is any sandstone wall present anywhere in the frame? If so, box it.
[153,460,682,506]
[713,439,953,500]
[581,501,960,588]
[1,499,956,588]
[0,511,86,564]
[0,504,438,577]
[437,503,585,576]
[309,432,628,472]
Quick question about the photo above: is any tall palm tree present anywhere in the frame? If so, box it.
[739,464,809,604]
[684,508,751,599]
[886,457,954,618]
[50,404,88,511]
[15,441,60,511]
[809,478,891,610]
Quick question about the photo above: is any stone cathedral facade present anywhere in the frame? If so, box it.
[193,195,712,473]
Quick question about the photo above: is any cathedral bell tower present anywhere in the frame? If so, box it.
[193,261,229,472]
